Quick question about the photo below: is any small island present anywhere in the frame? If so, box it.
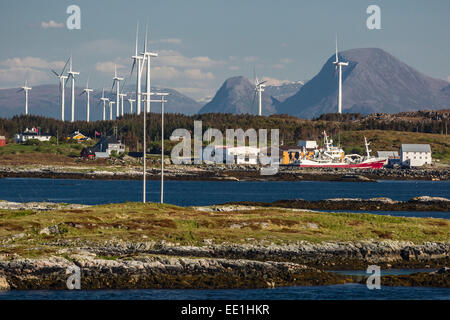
[0,201,448,290]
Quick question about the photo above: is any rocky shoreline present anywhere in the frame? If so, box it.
[0,240,448,290]
[228,196,450,212]
[0,165,449,182]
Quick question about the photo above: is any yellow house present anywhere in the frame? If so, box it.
[67,131,89,142]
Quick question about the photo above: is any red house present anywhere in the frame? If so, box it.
[0,136,6,147]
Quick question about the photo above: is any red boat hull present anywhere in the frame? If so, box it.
[299,160,385,169]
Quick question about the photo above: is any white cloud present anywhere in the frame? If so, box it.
[0,56,67,86]
[41,20,64,29]
[0,68,50,85]
[184,69,214,80]
[156,50,223,69]
[1,57,64,70]
[94,61,126,73]
[152,66,182,80]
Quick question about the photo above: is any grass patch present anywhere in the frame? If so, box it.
[0,203,448,249]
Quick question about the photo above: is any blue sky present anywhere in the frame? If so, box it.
[0,0,449,100]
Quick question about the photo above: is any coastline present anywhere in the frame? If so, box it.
[0,201,448,290]
[0,164,449,182]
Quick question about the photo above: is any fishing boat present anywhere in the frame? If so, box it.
[283,131,386,169]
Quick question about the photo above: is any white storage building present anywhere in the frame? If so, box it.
[400,144,432,167]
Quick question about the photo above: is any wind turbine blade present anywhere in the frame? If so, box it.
[335,34,338,61]
[17,88,24,93]
[259,80,267,85]
[79,91,85,97]
[51,69,59,77]
[144,19,148,52]
[61,57,70,75]
[130,60,136,77]
[251,89,257,112]
[111,80,116,91]
[135,21,139,56]
[65,75,71,87]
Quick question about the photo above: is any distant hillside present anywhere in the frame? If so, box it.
[198,76,302,115]
[277,48,450,118]
[0,84,202,120]
[264,81,303,103]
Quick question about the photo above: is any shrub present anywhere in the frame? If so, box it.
[25,139,41,146]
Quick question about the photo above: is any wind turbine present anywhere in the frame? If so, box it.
[119,92,127,116]
[80,78,93,122]
[108,101,115,121]
[253,71,266,116]
[66,55,80,122]
[333,36,349,114]
[112,65,124,118]
[51,57,70,121]
[131,22,145,115]
[142,22,158,114]
[99,89,109,121]
[17,80,32,115]
[127,95,135,114]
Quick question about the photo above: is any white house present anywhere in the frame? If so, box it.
[205,145,260,165]
[400,144,432,167]
[15,127,52,143]
[298,140,318,150]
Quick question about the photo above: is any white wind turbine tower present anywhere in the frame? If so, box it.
[66,55,80,122]
[99,89,109,121]
[80,78,93,122]
[17,80,32,115]
[131,22,145,115]
[112,65,124,118]
[333,36,349,114]
[127,95,135,114]
[51,57,70,121]
[142,23,158,114]
[119,93,127,116]
[254,73,266,116]
[108,101,115,120]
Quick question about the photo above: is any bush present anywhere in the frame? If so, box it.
[25,139,41,146]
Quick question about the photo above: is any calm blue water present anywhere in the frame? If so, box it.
[0,284,448,300]
[0,178,448,206]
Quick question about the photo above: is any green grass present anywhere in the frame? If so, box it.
[0,203,448,252]
[0,141,94,157]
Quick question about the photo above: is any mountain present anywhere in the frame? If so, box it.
[0,84,202,120]
[277,48,450,118]
[198,76,302,115]
[264,81,303,103]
